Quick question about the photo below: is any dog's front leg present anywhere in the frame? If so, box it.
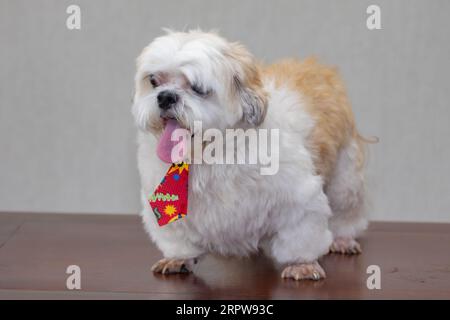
[150,232,204,275]
[150,234,204,275]
[143,211,204,275]
[269,191,333,281]
[151,256,202,275]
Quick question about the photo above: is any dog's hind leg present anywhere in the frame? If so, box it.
[326,139,368,255]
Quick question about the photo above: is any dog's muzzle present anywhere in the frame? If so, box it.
[157,90,179,110]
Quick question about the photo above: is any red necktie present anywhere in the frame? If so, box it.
[148,162,189,226]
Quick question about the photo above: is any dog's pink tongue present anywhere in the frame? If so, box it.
[157,119,182,163]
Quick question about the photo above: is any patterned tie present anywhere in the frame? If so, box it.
[148,162,189,226]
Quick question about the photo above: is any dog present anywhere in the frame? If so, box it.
[132,30,368,280]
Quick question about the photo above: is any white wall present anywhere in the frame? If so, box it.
[1,0,449,222]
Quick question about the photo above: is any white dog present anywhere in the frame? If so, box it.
[132,30,368,280]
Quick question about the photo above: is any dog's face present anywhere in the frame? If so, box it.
[132,31,267,136]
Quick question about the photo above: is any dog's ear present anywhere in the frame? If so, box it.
[227,43,268,126]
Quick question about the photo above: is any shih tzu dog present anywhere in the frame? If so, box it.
[132,30,368,280]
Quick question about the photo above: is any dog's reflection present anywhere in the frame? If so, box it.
[152,253,289,299]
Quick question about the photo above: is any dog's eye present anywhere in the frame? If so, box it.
[149,74,159,88]
[191,84,210,97]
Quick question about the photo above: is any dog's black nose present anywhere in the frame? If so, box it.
[157,91,178,110]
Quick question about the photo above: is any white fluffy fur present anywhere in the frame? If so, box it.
[133,31,365,268]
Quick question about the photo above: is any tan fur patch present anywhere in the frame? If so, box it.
[226,43,268,125]
[262,58,365,184]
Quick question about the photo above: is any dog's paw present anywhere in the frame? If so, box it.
[151,258,196,275]
[281,261,326,281]
[329,237,362,255]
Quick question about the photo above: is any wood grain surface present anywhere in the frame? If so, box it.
[0,213,449,299]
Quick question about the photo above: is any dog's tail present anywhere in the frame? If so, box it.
[354,130,378,170]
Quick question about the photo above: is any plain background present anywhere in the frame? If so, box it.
[1,0,449,222]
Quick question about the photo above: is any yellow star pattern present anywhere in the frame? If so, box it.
[164,204,177,216]
[168,162,189,175]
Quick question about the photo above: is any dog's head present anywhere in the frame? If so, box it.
[132,30,267,136]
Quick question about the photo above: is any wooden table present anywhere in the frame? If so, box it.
[0,213,449,299]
